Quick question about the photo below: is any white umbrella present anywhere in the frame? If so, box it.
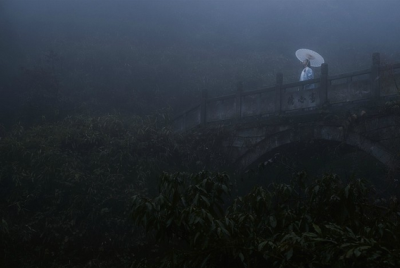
[295,49,325,67]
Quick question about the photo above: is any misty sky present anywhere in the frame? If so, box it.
[1,0,400,104]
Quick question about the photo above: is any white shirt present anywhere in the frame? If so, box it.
[300,67,315,89]
[300,66,314,81]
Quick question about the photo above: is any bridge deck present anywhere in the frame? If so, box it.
[173,53,400,132]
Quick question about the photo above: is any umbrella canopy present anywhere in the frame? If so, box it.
[296,49,325,67]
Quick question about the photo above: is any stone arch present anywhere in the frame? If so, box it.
[235,125,397,172]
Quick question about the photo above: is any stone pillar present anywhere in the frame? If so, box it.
[200,88,208,125]
[236,81,243,118]
[371,52,380,99]
[275,73,283,113]
[319,63,328,106]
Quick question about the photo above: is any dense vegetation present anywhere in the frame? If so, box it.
[0,114,232,267]
[131,171,400,268]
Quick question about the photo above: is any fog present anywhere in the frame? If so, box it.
[1,0,400,114]
[2,2,400,266]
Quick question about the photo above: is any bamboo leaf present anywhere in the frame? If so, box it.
[201,195,210,207]
[269,215,277,228]
[200,254,211,268]
[285,248,293,260]
[258,241,268,251]
[194,232,200,245]
[312,223,322,235]
[239,252,244,262]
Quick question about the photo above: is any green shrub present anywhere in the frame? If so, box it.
[0,113,234,267]
[131,171,400,268]
[0,114,179,267]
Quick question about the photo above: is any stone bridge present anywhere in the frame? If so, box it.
[173,53,400,173]
[225,106,400,173]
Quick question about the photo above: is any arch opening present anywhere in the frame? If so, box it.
[236,139,390,196]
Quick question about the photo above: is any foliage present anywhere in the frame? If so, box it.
[0,112,235,267]
[131,171,400,268]
[0,114,174,267]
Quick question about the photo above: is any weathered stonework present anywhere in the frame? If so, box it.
[223,105,400,174]
[173,53,400,176]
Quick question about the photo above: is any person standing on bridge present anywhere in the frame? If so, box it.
[300,58,315,89]
[296,49,325,90]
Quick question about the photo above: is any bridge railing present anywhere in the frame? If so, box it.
[173,53,400,131]
[380,62,400,96]
[327,68,372,104]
